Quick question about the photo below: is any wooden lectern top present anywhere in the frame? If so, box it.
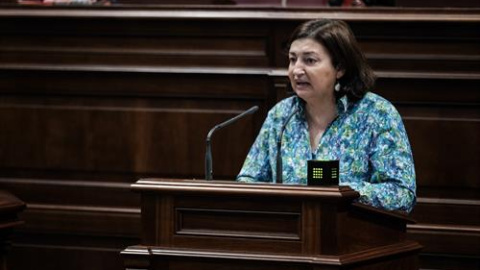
[132,178,360,199]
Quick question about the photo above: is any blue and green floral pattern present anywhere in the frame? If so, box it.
[237,93,416,213]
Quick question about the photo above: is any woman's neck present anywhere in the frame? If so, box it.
[305,97,337,152]
[305,97,337,128]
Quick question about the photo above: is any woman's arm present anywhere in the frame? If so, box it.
[349,105,417,213]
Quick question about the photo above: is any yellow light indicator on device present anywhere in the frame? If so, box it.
[313,168,323,179]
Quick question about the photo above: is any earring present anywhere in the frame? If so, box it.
[335,82,341,92]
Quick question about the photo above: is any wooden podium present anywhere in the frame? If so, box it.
[121,179,421,270]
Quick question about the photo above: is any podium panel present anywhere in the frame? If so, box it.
[121,179,421,270]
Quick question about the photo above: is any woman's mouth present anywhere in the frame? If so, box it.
[295,81,310,88]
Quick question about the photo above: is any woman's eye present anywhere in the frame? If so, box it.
[305,58,317,64]
[289,57,296,63]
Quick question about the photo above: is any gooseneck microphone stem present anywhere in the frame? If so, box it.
[276,108,298,184]
[205,106,259,180]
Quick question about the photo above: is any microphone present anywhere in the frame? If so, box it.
[205,106,259,180]
[276,108,298,184]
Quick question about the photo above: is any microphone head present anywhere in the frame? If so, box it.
[246,106,259,114]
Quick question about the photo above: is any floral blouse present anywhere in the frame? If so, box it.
[237,92,416,213]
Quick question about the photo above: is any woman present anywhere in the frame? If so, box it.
[237,19,416,213]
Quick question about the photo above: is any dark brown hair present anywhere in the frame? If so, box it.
[287,19,375,102]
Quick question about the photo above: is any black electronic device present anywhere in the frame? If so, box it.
[307,160,339,186]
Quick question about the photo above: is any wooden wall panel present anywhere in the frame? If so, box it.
[0,17,271,67]
[0,6,478,270]
[10,232,136,270]
[406,118,479,187]
[375,77,480,189]
[0,69,268,179]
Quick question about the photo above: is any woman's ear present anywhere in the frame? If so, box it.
[335,63,345,79]
[336,68,345,79]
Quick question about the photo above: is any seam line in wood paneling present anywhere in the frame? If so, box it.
[0,64,273,75]
[0,104,252,114]
[408,224,480,233]
[376,71,480,80]
[0,178,132,189]
[176,229,300,240]
[417,197,480,206]
[12,243,123,252]
[403,117,480,122]
[366,53,480,61]
[0,47,266,57]
[1,8,479,22]
[27,203,141,214]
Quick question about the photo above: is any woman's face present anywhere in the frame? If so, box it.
[288,38,344,103]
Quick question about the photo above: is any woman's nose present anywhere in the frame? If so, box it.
[293,67,305,77]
